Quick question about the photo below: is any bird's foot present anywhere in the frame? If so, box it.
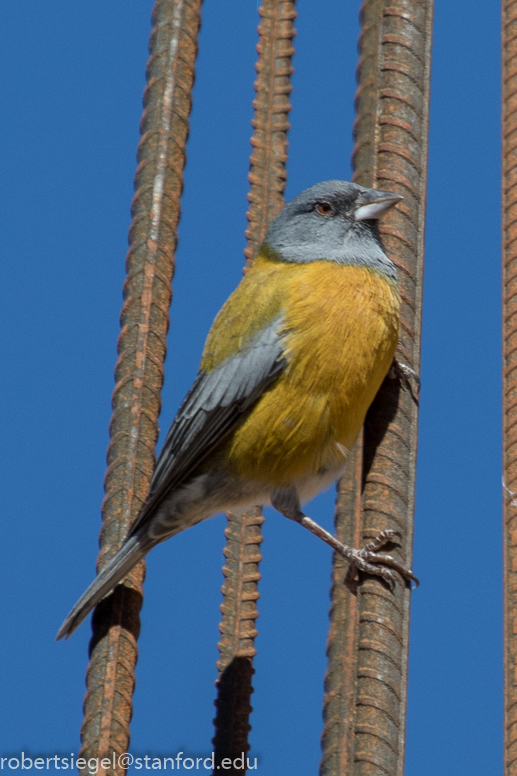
[342,528,419,590]
[271,488,418,592]
[388,359,420,401]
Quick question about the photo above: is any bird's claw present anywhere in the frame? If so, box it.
[388,359,420,401]
[343,528,419,591]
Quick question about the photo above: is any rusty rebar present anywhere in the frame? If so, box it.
[321,3,433,775]
[80,2,202,772]
[212,2,296,773]
[213,509,264,770]
[321,441,364,774]
[503,0,517,771]
[243,0,296,267]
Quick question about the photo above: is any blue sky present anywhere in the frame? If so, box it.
[1,2,501,774]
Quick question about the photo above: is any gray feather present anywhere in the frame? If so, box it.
[56,534,150,640]
[127,315,286,538]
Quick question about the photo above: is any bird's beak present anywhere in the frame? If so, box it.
[353,189,403,221]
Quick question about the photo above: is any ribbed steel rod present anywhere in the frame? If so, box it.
[321,2,432,775]
[503,0,517,771]
[243,0,296,268]
[213,509,264,771]
[80,2,202,772]
[321,440,364,774]
[212,2,296,773]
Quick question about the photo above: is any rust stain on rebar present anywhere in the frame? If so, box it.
[79,1,202,773]
[320,2,432,775]
[212,2,296,774]
[504,1,517,772]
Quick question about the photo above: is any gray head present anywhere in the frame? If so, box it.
[263,180,402,281]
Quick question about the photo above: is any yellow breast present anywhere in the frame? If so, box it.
[203,254,400,487]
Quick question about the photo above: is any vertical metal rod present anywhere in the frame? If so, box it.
[321,440,364,775]
[321,2,433,774]
[243,0,297,267]
[503,0,517,771]
[212,2,296,773]
[79,2,202,772]
[213,509,264,770]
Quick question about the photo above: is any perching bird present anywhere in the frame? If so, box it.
[57,179,417,640]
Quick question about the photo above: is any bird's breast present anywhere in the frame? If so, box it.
[225,259,400,486]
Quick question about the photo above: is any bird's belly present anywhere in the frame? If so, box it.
[225,377,357,486]
[294,461,349,505]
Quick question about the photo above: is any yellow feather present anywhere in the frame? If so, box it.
[201,253,400,487]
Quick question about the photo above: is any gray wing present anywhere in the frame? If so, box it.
[128,315,286,537]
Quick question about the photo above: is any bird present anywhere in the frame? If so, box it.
[57,179,418,640]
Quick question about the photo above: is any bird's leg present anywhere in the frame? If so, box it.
[271,487,418,589]
[388,358,420,401]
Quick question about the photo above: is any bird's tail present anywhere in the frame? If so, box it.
[56,535,150,641]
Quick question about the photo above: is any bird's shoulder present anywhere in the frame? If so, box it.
[200,254,306,372]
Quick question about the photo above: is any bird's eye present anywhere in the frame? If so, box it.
[316,202,333,215]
